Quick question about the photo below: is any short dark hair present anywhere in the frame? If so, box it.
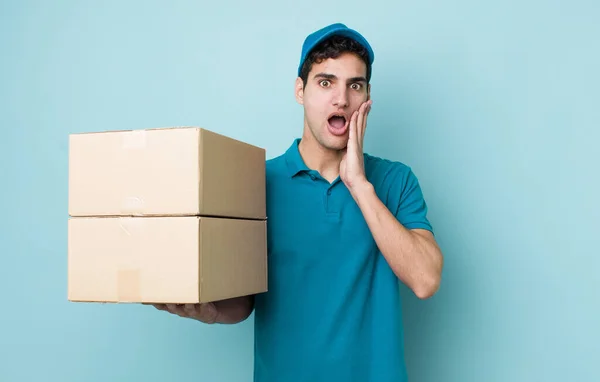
[299,35,372,86]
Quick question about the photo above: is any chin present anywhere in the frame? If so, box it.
[306,122,348,151]
[322,136,348,151]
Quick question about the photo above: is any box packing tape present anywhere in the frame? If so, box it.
[121,196,145,216]
[118,269,141,302]
[117,217,143,302]
[119,130,147,217]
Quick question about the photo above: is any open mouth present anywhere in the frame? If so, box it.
[327,113,348,135]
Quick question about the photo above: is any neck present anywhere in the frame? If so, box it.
[298,129,344,183]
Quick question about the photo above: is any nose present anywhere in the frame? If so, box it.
[332,87,349,108]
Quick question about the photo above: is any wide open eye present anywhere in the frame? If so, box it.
[350,83,361,90]
[319,80,331,87]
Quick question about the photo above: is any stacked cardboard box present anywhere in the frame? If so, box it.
[67,127,268,304]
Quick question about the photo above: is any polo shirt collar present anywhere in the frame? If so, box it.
[284,138,310,177]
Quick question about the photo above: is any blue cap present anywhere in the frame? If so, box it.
[297,23,374,77]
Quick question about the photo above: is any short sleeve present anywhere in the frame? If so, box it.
[393,167,433,233]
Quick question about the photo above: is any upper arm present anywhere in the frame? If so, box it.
[392,167,434,234]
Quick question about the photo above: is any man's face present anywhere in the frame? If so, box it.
[296,52,370,151]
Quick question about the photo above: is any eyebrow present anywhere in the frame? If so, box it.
[348,76,368,84]
[313,73,367,84]
[313,73,336,80]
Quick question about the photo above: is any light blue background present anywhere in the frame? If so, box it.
[1,1,598,381]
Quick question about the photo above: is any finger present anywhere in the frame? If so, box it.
[183,303,198,317]
[183,303,217,323]
[357,102,368,146]
[348,110,358,147]
[151,303,168,311]
[198,303,218,323]
[362,101,372,142]
[166,303,187,317]
[356,103,365,138]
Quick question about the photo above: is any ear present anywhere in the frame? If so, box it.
[295,77,304,105]
[366,83,371,101]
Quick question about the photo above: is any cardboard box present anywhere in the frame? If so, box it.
[67,126,268,304]
[68,216,267,303]
[68,127,266,220]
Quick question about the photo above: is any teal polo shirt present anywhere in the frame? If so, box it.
[253,139,433,382]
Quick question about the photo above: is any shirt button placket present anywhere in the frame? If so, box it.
[324,187,338,219]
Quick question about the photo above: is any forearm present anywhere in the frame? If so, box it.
[350,181,443,299]
[213,295,255,324]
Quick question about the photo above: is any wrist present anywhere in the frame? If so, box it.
[349,179,375,202]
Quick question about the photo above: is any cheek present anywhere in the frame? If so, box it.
[350,92,367,107]
[304,95,327,118]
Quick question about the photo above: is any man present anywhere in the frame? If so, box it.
[153,23,443,381]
